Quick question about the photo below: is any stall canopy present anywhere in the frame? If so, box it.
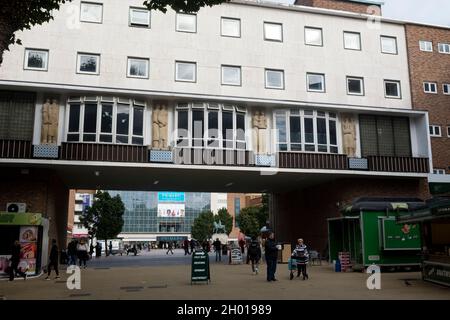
[397,197,450,223]
[342,197,427,215]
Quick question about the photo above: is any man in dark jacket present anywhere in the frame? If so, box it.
[248,236,262,275]
[9,240,27,281]
[45,239,60,280]
[213,238,222,262]
[264,232,280,282]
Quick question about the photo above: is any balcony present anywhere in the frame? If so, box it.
[367,156,429,173]
[0,140,32,159]
[60,143,147,163]
[278,152,348,170]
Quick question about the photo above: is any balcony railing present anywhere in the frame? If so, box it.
[278,152,349,170]
[0,140,32,159]
[60,143,147,163]
[367,156,429,173]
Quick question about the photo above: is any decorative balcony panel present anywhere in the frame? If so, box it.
[0,140,32,159]
[367,156,429,173]
[60,143,147,163]
[278,152,349,170]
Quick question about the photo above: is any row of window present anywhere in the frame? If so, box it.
[419,41,450,54]
[423,82,450,95]
[78,2,400,54]
[429,125,450,138]
[24,49,403,98]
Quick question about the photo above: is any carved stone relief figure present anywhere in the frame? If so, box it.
[253,110,268,154]
[342,114,356,157]
[41,98,59,144]
[152,104,169,150]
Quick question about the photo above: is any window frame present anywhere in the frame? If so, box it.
[129,7,151,28]
[419,40,433,52]
[307,73,326,93]
[343,31,362,51]
[346,76,364,96]
[263,22,283,42]
[447,126,450,137]
[220,17,241,38]
[423,82,438,94]
[443,84,450,95]
[304,26,323,47]
[176,12,197,33]
[380,35,398,55]
[24,48,49,71]
[221,65,242,86]
[76,52,100,75]
[384,80,402,99]
[433,169,446,175]
[127,57,150,79]
[264,69,285,90]
[175,61,197,83]
[80,1,103,24]
[438,43,450,54]
[429,125,441,137]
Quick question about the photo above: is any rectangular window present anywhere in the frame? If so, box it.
[438,43,450,54]
[176,13,196,33]
[443,84,450,95]
[344,32,361,50]
[116,104,129,143]
[127,57,149,79]
[433,169,446,175]
[423,82,438,94]
[447,126,450,137]
[307,73,325,92]
[347,77,364,95]
[80,2,103,23]
[175,61,196,82]
[304,27,323,46]
[381,36,398,54]
[265,69,284,89]
[129,8,150,27]
[275,111,287,151]
[289,113,301,151]
[236,112,246,150]
[83,103,97,142]
[222,111,233,148]
[100,103,112,143]
[177,110,189,146]
[77,53,100,75]
[221,65,241,86]
[221,17,240,38]
[384,80,401,98]
[207,110,219,147]
[24,49,48,71]
[264,22,283,42]
[419,40,433,52]
[67,104,81,142]
[132,106,144,145]
[429,125,441,137]
[192,109,204,147]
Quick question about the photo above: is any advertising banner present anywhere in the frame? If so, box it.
[0,213,42,225]
[19,226,38,275]
[158,192,185,203]
[157,203,185,217]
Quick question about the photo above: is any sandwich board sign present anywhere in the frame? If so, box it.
[191,250,210,284]
[230,248,243,264]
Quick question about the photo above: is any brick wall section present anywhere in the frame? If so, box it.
[295,0,381,14]
[405,24,450,173]
[273,177,430,254]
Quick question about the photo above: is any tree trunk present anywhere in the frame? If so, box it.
[0,17,15,66]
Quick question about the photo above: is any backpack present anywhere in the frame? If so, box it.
[248,242,259,256]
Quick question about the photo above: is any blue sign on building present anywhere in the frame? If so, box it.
[158,192,185,203]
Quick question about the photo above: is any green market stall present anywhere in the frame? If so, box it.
[328,198,425,270]
[397,197,450,287]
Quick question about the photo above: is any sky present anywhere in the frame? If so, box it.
[270,0,450,26]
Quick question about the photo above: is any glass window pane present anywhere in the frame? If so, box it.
[130,9,150,26]
[221,18,240,37]
[308,74,324,92]
[376,116,395,156]
[208,110,218,138]
[236,113,245,142]
[304,118,314,143]
[317,118,327,145]
[116,135,128,144]
[80,2,103,23]
[344,32,361,50]
[67,134,79,141]
[176,62,196,82]
[266,70,284,89]
[192,110,204,146]
[133,106,144,136]
[117,104,129,135]
[100,134,112,143]
[178,110,188,132]
[132,137,144,145]
[289,116,301,143]
[385,81,400,97]
[305,28,322,46]
[264,23,282,41]
[329,120,337,146]
[348,78,363,94]
[101,104,112,133]
[275,113,287,144]
[359,115,378,156]
[128,58,148,78]
[222,111,233,146]
[381,36,397,54]
[83,103,97,133]
[26,50,48,69]
[79,54,98,73]
[222,66,241,85]
[393,117,411,157]
[177,13,196,32]
[68,104,80,132]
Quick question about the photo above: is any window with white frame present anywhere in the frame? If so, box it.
[384,80,401,98]
[265,69,284,89]
[344,31,361,50]
[127,57,149,78]
[264,22,283,42]
[129,7,150,27]
[423,82,438,94]
[381,36,398,54]
[80,2,103,23]
[176,13,196,33]
[66,97,145,145]
[221,17,240,38]
[221,65,241,86]
[347,77,364,95]
[438,43,450,54]
[274,109,338,153]
[443,84,450,95]
[433,169,446,175]
[307,73,325,92]
[419,40,433,52]
[429,125,441,137]
[77,53,100,75]
[304,27,323,46]
[24,49,48,71]
[175,61,196,82]
[175,103,246,150]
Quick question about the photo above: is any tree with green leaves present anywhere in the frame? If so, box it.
[80,191,125,256]
[191,210,215,242]
[216,208,233,235]
[0,0,228,65]
[236,195,270,238]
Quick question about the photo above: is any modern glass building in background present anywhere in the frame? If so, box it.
[108,191,210,246]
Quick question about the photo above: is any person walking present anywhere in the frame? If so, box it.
[190,239,195,254]
[264,232,280,282]
[248,236,262,275]
[45,239,60,280]
[9,240,27,281]
[213,238,222,262]
[95,242,102,258]
[166,242,174,255]
[89,243,94,259]
[67,239,78,266]
[183,239,190,255]
[77,239,89,268]
[290,238,309,280]
[108,241,113,256]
